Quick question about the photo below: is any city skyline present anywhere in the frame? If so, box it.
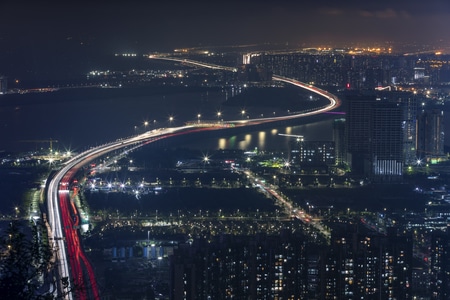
[1,1,450,83]
[2,3,450,298]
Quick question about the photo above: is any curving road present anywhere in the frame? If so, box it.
[46,60,341,299]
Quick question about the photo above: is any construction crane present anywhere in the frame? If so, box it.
[20,139,59,152]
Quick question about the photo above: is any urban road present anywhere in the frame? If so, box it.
[46,59,341,299]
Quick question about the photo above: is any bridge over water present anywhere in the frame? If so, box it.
[46,57,341,299]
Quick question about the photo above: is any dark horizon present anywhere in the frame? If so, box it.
[1,0,450,81]
[2,1,450,48]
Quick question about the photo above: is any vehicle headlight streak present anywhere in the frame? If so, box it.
[47,59,340,299]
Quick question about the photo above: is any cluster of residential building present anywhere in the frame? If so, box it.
[239,50,449,182]
[169,227,448,299]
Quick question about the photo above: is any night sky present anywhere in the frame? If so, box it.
[1,0,450,80]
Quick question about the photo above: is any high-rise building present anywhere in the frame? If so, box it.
[288,138,335,174]
[346,91,415,180]
[371,100,403,178]
[333,118,347,167]
[417,109,445,162]
[325,226,413,299]
[169,233,313,299]
[298,141,335,166]
[237,64,271,82]
[429,230,450,299]
[401,94,418,165]
[170,228,416,300]
[346,92,377,176]
[414,67,426,81]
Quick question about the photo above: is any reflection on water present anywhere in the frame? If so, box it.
[285,127,292,135]
[218,138,227,149]
[0,89,229,152]
[0,87,338,153]
[258,131,266,149]
[184,118,336,152]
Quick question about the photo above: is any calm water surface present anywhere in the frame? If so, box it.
[0,86,337,214]
[0,87,336,153]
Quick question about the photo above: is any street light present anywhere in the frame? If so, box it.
[203,155,209,172]
[169,116,174,126]
[197,113,201,124]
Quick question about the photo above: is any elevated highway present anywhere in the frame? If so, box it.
[46,58,341,299]
[148,55,238,72]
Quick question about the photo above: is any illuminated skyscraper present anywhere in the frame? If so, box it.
[371,100,403,178]
[346,91,415,181]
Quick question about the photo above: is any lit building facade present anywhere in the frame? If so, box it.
[401,94,418,165]
[170,229,415,300]
[333,118,347,167]
[429,230,450,299]
[325,227,413,299]
[371,100,403,178]
[417,109,445,162]
[346,91,417,180]
[290,139,336,167]
[169,233,313,299]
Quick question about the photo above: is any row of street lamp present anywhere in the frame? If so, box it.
[134,110,250,133]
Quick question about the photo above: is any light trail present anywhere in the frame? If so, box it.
[46,58,341,299]
[148,55,238,72]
